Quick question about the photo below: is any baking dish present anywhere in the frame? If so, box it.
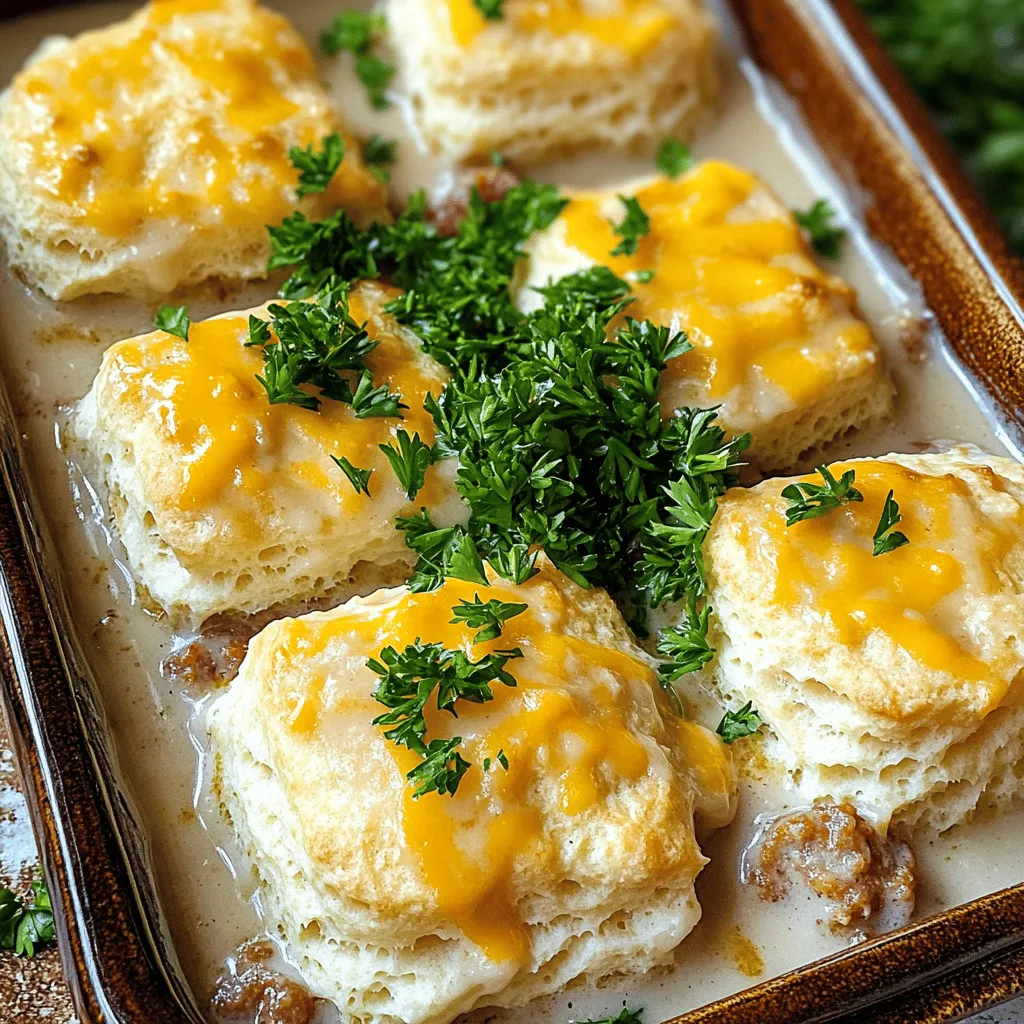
[1,1,1023,1022]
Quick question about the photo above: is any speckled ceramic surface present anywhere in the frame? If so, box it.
[0,1,1023,1023]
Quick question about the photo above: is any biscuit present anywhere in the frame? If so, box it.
[0,0,389,300]
[208,557,737,1024]
[701,447,1024,830]
[386,0,718,162]
[519,162,894,472]
[73,281,458,625]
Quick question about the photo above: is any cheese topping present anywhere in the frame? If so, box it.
[276,565,728,962]
[735,461,1024,708]
[557,162,875,410]
[9,0,384,236]
[102,285,444,541]
[445,0,676,55]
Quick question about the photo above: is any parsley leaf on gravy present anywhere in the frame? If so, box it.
[450,595,528,643]
[0,879,55,957]
[580,1008,645,1024]
[716,702,764,744]
[656,136,694,179]
[332,455,373,496]
[793,198,847,259]
[362,134,397,184]
[289,132,345,198]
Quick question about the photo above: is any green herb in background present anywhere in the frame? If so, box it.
[473,0,505,18]
[610,195,650,257]
[362,134,397,184]
[0,878,55,957]
[857,0,1024,250]
[320,11,394,109]
[289,132,345,198]
[793,199,846,259]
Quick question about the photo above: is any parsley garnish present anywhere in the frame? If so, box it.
[320,10,385,54]
[782,465,863,526]
[656,136,693,179]
[0,879,55,957]
[631,269,656,284]
[154,305,190,341]
[657,597,714,692]
[581,1008,644,1024]
[610,195,650,257]
[320,11,394,109]
[483,748,509,772]
[369,641,521,796]
[793,199,846,259]
[246,294,404,415]
[473,0,505,18]
[332,455,372,496]
[362,134,397,184]
[716,701,763,743]
[379,429,434,499]
[450,595,528,643]
[873,489,909,556]
[290,132,345,199]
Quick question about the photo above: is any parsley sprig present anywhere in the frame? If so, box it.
[246,293,404,416]
[610,195,651,257]
[0,879,55,957]
[369,641,521,796]
[581,1009,644,1024]
[782,465,863,526]
[450,595,528,643]
[873,489,910,555]
[379,430,435,500]
[154,305,190,341]
[362,134,397,184]
[716,701,763,743]
[656,137,693,179]
[320,11,394,109]
[332,455,372,496]
[473,0,505,18]
[793,199,847,259]
[290,132,345,199]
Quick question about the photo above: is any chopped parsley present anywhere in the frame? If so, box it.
[716,701,763,743]
[320,11,394,109]
[610,195,650,257]
[782,465,863,526]
[656,597,714,698]
[0,879,55,957]
[332,455,372,496]
[793,199,847,259]
[379,429,434,500]
[580,1008,644,1024]
[245,292,403,415]
[289,132,345,198]
[656,136,693,179]
[369,641,521,796]
[631,269,656,284]
[483,748,509,772]
[154,304,190,341]
[362,134,397,184]
[450,595,528,643]
[873,489,910,556]
[473,0,505,18]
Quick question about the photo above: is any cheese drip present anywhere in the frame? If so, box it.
[278,566,729,963]
[445,0,676,54]
[558,161,875,407]
[104,285,444,540]
[10,0,384,236]
[754,461,1023,704]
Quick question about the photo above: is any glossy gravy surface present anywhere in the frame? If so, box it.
[0,2,1021,1022]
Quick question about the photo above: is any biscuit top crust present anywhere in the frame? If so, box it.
[91,281,446,565]
[709,452,1024,723]
[236,559,734,961]
[556,162,878,419]
[3,0,386,237]
[444,0,677,55]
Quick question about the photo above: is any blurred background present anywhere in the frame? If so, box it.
[856,0,1024,253]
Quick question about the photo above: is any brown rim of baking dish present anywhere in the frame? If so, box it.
[0,0,1023,1022]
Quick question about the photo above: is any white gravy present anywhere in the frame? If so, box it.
[0,2,1020,1022]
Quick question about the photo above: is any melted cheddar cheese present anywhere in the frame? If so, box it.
[99,283,445,546]
[733,460,1024,711]
[552,163,875,411]
[8,0,385,237]
[269,563,731,963]
[445,0,676,55]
